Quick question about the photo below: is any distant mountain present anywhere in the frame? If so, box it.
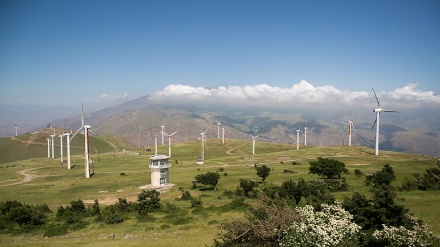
[78,99,440,157]
[4,96,439,158]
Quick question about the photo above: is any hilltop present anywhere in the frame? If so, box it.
[0,128,133,164]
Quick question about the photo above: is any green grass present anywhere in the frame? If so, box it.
[0,138,439,246]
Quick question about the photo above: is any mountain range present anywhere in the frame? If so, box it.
[2,94,439,157]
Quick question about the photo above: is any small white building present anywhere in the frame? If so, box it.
[149,155,171,187]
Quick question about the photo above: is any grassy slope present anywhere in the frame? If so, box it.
[0,139,439,246]
[0,130,130,164]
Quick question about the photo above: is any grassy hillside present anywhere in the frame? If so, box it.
[0,139,439,246]
[0,128,133,164]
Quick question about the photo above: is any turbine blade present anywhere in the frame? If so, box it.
[170,131,178,136]
[89,129,98,136]
[371,87,381,108]
[81,102,84,126]
[70,127,83,140]
[382,109,399,113]
[371,118,377,130]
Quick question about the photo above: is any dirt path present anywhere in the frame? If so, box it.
[0,167,57,187]
[226,143,247,155]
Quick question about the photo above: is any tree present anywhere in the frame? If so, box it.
[309,157,348,179]
[279,179,302,205]
[137,189,161,214]
[194,172,221,189]
[256,165,271,183]
[239,179,258,197]
[366,164,396,187]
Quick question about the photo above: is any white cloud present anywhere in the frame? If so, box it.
[100,92,129,101]
[150,81,439,110]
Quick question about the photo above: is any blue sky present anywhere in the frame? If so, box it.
[1,0,439,111]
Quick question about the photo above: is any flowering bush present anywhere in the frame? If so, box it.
[372,214,440,246]
[279,202,361,247]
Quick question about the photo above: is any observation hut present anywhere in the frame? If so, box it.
[149,155,171,187]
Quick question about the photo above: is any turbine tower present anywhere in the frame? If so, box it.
[199,129,208,160]
[250,134,259,155]
[50,131,55,158]
[71,103,97,178]
[296,128,302,150]
[15,125,18,136]
[163,130,178,157]
[222,127,225,144]
[46,138,51,158]
[64,133,71,169]
[59,134,64,163]
[348,121,355,147]
[217,122,222,139]
[161,125,165,145]
[371,88,398,155]
[304,127,308,146]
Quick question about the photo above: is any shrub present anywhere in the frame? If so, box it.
[213,196,300,246]
[43,224,68,237]
[194,172,221,190]
[354,169,363,176]
[372,214,440,246]
[309,157,348,179]
[137,190,161,214]
[255,165,271,183]
[280,202,361,247]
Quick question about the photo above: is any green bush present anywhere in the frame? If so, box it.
[43,224,68,237]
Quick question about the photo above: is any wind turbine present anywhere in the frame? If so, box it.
[71,103,97,178]
[50,130,55,158]
[304,127,308,146]
[348,121,355,147]
[161,125,165,146]
[217,122,222,139]
[198,129,208,160]
[371,88,398,155]
[58,133,64,163]
[46,138,51,158]
[162,130,178,157]
[250,134,258,155]
[296,127,302,150]
[64,133,71,169]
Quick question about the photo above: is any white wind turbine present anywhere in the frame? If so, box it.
[222,127,225,144]
[161,125,165,145]
[296,127,302,150]
[371,88,398,156]
[71,103,97,178]
[64,133,71,169]
[46,138,51,158]
[217,122,222,139]
[58,133,64,163]
[198,129,208,160]
[50,130,55,158]
[162,130,178,157]
[304,123,309,146]
[348,121,355,147]
[250,134,259,155]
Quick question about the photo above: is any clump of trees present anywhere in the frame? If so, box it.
[399,167,440,191]
[0,200,50,233]
[193,172,221,190]
[309,157,348,179]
